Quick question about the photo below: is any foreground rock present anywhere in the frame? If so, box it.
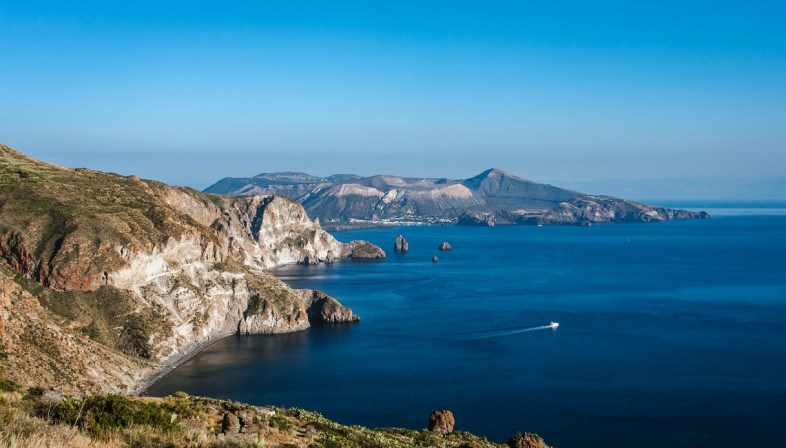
[222,412,241,434]
[428,410,455,434]
[394,234,409,252]
[438,241,453,251]
[507,432,551,448]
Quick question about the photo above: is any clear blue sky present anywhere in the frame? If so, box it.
[1,1,785,189]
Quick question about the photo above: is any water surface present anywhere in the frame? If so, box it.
[149,214,786,447]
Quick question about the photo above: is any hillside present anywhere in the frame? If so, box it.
[205,168,709,228]
[0,144,381,394]
[0,379,551,448]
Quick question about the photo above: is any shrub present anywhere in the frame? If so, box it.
[42,394,183,435]
[0,376,21,393]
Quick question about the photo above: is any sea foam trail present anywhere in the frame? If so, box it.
[468,324,557,340]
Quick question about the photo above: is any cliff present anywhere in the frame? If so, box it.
[204,167,710,227]
[0,143,381,394]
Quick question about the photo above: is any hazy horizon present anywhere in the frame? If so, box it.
[2,2,785,191]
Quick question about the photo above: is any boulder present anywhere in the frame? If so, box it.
[394,235,409,253]
[432,256,439,263]
[222,412,240,434]
[428,410,454,434]
[438,242,452,251]
[235,409,254,427]
[507,432,551,448]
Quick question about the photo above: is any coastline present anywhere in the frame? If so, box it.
[129,331,236,397]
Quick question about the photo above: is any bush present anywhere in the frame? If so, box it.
[0,376,21,393]
[42,394,183,435]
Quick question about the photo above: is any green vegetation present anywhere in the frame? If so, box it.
[0,377,21,393]
[42,394,186,435]
[0,144,223,290]
[0,375,510,448]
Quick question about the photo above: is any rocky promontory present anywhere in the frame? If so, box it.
[0,143,378,394]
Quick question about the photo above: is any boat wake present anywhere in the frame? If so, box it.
[468,322,559,340]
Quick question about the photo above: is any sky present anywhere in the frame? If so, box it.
[1,1,785,190]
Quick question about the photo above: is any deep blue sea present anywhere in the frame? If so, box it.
[149,212,786,448]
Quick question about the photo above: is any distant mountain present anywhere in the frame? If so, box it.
[204,168,709,227]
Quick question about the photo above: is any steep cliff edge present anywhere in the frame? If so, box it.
[0,144,379,393]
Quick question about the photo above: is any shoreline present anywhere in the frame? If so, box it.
[129,331,236,397]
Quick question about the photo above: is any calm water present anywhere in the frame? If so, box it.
[149,213,786,448]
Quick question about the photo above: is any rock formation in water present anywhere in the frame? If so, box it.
[428,410,455,434]
[432,256,439,263]
[394,234,409,252]
[0,143,382,393]
[344,240,387,259]
[293,289,360,323]
[438,242,453,251]
[205,167,710,227]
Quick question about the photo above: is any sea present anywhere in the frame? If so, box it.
[148,208,786,448]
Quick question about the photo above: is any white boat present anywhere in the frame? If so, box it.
[550,322,559,328]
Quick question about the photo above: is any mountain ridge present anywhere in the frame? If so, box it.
[205,168,709,227]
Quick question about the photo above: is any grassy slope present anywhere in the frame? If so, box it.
[0,378,523,448]
[0,144,220,287]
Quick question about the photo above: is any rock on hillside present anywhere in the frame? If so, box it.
[0,143,381,393]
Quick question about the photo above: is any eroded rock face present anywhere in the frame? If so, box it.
[394,235,409,252]
[427,410,455,434]
[438,242,452,251]
[294,289,360,323]
[507,432,551,448]
[0,145,374,393]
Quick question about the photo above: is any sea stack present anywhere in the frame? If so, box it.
[438,242,452,251]
[394,234,409,253]
[432,256,439,263]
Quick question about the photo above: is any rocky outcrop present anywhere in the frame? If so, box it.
[427,410,455,434]
[0,144,375,393]
[438,242,452,251]
[457,211,495,226]
[222,412,241,434]
[394,235,409,252]
[294,289,360,323]
[344,240,386,259]
[507,432,551,448]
